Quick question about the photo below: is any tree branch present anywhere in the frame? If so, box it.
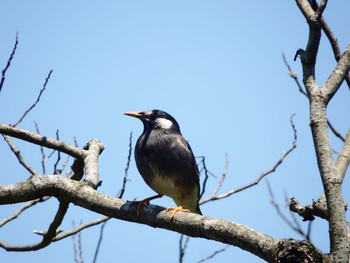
[83,139,104,188]
[0,199,69,251]
[2,134,38,175]
[284,53,346,142]
[200,114,297,205]
[0,124,84,159]
[295,1,350,260]
[310,0,350,90]
[12,70,53,127]
[0,33,18,93]
[0,124,104,186]
[335,129,350,183]
[197,245,230,263]
[289,195,329,221]
[322,43,350,103]
[266,181,311,240]
[295,1,322,95]
[0,175,324,261]
[0,197,50,227]
[34,121,47,174]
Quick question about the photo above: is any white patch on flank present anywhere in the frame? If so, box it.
[155,118,173,129]
[150,174,178,197]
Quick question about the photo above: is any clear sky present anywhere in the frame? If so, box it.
[0,1,349,262]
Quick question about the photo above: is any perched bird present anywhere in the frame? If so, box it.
[124,109,202,217]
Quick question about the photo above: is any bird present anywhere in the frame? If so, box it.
[124,109,202,217]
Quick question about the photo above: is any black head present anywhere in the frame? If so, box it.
[124,109,181,133]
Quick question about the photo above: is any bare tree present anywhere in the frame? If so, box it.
[1,1,349,262]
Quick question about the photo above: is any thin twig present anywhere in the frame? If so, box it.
[0,197,50,227]
[53,130,61,174]
[2,134,37,175]
[327,120,345,142]
[306,221,312,241]
[200,115,297,205]
[117,131,133,199]
[34,121,46,174]
[0,200,69,251]
[179,234,190,263]
[55,217,109,241]
[92,221,106,263]
[197,156,217,200]
[197,156,209,199]
[282,53,307,96]
[77,221,84,263]
[12,70,53,127]
[197,245,230,263]
[283,53,346,142]
[72,221,84,263]
[59,155,71,175]
[0,33,18,93]
[211,154,229,197]
[266,181,310,240]
[267,181,305,236]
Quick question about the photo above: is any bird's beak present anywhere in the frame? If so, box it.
[124,111,143,118]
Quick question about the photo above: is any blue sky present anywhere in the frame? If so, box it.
[0,1,349,262]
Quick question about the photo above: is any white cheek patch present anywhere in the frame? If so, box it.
[155,118,173,129]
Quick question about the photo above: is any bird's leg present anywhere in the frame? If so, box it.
[166,206,190,219]
[132,194,163,216]
[166,196,190,219]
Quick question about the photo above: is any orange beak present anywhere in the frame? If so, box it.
[124,111,143,118]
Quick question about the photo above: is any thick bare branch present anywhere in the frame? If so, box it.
[295,0,322,94]
[295,2,350,259]
[322,43,350,103]
[0,175,324,262]
[310,0,350,89]
[313,0,327,20]
[0,124,84,159]
[335,129,350,183]
[92,132,132,263]
[289,195,329,221]
[83,139,104,188]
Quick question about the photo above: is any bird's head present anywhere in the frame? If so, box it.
[124,109,181,132]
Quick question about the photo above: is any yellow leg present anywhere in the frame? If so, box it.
[166,205,190,219]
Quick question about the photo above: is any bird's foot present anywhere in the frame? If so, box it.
[166,206,190,219]
[132,194,163,216]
